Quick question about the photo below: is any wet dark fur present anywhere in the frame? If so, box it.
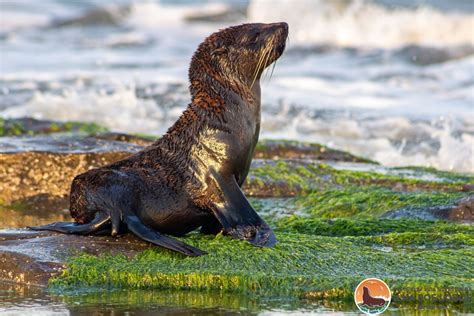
[30,22,289,256]
[362,287,387,307]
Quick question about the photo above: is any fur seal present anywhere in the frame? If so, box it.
[30,22,289,256]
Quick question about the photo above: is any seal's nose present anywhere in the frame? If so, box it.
[278,22,289,33]
[269,22,288,31]
[268,22,288,36]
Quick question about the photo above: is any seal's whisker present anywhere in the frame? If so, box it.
[265,40,275,82]
[269,60,277,80]
[251,43,269,87]
[261,39,273,82]
[262,49,272,82]
[252,47,266,85]
[251,51,264,87]
[261,51,269,81]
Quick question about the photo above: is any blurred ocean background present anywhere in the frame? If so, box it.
[0,0,473,172]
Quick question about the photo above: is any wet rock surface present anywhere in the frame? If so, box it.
[0,136,141,205]
[0,229,150,287]
[2,135,469,206]
[0,117,107,136]
[383,195,474,221]
[254,140,376,163]
[0,135,376,206]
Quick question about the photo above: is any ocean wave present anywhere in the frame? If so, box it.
[80,31,155,49]
[1,80,471,172]
[1,0,472,174]
[394,44,474,65]
[0,10,49,34]
[261,106,473,173]
[286,44,474,66]
[248,0,474,48]
[49,2,235,30]
[0,85,169,134]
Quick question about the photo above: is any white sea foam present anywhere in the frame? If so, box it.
[248,0,474,48]
[261,112,473,172]
[0,84,169,134]
[0,11,49,33]
[126,2,231,28]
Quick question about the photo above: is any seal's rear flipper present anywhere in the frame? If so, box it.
[209,170,277,247]
[29,212,111,235]
[124,214,205,257]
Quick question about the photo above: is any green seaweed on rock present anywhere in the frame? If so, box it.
[275,217,474,236]
[249,160,471,195]
[295,187,466,218]
[51,231,474,304]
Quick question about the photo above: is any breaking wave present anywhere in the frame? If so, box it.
[248,0,474,48]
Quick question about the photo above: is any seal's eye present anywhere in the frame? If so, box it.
[250,32,260,44]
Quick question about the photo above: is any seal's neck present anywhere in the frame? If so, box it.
[189,71,259,112]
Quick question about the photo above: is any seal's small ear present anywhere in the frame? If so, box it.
[211,47,227,57]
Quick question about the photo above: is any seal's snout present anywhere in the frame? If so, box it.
[268,22,288,58]
[270,22,288,34]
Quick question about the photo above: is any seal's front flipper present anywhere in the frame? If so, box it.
[124,214,205,257]
[209,170,276,247]
[29,212,111,235]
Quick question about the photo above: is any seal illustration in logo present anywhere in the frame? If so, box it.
[354,278,391,314]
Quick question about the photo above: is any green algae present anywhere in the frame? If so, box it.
[275,216,474,247]
[248,161,470,195]
[0,118,108,136]
[296,187,467,218]
[331,168,472,191]
[0,118,32,136]
[132,133,160,141]
[275,217,474,236]
[66,121,108,135]
[255,139,377,164]
[51,232,474,304]
[360,232,474,248]
[251,161,316,192]
[6,129,465,307]
[47,159,474,307]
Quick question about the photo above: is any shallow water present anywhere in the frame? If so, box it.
[0,0,473,173]
[1,282,471,316]
[0,283,348,315]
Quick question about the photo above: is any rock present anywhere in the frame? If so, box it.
[1,135,471,223]
[382,196,474,222]
[451,196,474,221]
[0,224,471,304]
[0,117,108,136]
[0,135,379,206]
[254,140,376,163]
[0,136,142,205]
[0,229,150,286]
[0,132,472,308]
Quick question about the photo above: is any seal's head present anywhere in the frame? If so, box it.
[189,22,288,89]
